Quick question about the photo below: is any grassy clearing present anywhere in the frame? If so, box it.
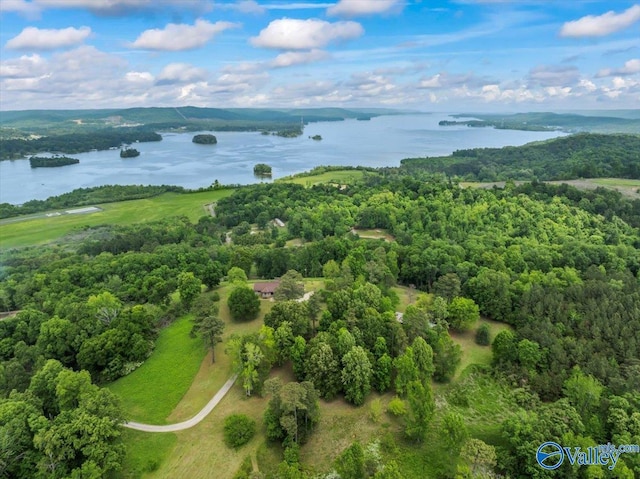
[589,178,640,187]
[450,318,511,379]
[108,314,205,424]
[119,429,177,479]
[0,189,233,249]
[392,285,421,312]
[460,178,640,199]
[352,228,395,242]
[278,169,366,187]
[149,369,288,479]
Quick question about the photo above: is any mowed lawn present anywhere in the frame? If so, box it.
[0,189,233,249]
[108,314,206,424]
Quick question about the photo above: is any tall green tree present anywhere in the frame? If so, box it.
[177,272,201,310]
[228,286,260,322]
[196,309,225,363]
[447,297,480,332]
[404,380,434,443]
[274,270,305,301]
[341,346,372,406]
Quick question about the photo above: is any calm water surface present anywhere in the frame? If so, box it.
[0,114,565,204]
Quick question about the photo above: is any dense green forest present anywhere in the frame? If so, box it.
[1,169,639,477]
[28,156,79,168]
[400,133,640,181]
[1,129,161,160]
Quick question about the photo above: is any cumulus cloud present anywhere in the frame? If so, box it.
[270,49,329,67]
[596,58,640,77]
[560,5,640,38]
[0,54,47,78]
[0,0,41,18]
[125,71,154,83]
[527,65,580,87]
[6,26,91,50]
[33,0,212,15]
[250,18,363,50]
[327,0,402,17]
[156,63,208,84]
[130,19,238,51]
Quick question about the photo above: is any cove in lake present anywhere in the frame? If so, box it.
[0,114,565,205]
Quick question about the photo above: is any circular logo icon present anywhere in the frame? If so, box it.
[537,442,564,470]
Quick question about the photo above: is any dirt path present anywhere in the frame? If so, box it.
[123,374,238,433]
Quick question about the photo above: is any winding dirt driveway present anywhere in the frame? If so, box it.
[124,374,238,432]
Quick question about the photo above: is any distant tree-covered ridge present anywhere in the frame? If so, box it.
[192,134,218,144]
[29,155,79,168]
[0,128,161,160]
[400,133,640,181]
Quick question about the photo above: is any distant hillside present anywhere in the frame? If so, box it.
[400,133,640,181]
[447,111,640,133]
[0,106,400,135]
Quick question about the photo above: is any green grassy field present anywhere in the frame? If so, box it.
[108,314,206,424]
[0,189,234,249]
[119,429,177,479]
[589,178,640,187]
[450,319,512,379]
[278,169,366,187]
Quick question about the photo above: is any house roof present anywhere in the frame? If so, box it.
[253,281,280,294]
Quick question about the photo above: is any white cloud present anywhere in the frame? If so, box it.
[33,0,212,15]
[270,49,329,67]
[250,18,363,50]
[0,54,46,78]
[527,65,580,87]
[6,26,91,50]
[560,5,640,38]
[130,19,238,51]
[327,0,402,17]
[596,58,640,77]
[419,74,442,88]
[232,0,266,14]
[157,63,208,84]
[125,71,154,83]
[264,3,334,10]
[0,0,41,18]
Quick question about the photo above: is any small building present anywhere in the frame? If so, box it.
[253,281,280,299]
[274,218,285,228]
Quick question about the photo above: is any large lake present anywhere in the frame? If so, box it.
[0,113,565,205]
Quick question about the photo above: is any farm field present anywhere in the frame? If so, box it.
[277,169,366,187]
[460,177,640,198]
[0,189,234,249]
[0,169,368,249]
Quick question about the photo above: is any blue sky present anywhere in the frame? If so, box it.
[0,0,639,110]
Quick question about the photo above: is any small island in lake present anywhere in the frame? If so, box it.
[192,134,218,144]
[254,163,272,177]
[274,128,302,138]
[29,156,80,168]
[310,135,323,141]
[120,148,140,158]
